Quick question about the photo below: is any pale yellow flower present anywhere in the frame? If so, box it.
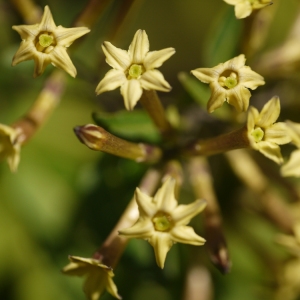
[223,0,273,19]
[191,54,265,113]
[247,96,291,164]
[62,256,121,300]
[96,29,175,110]
[281,121,300,177]
[119,177,206,268]
[0,124,22,172]
[12,6,90,77]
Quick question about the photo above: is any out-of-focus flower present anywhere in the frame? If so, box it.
[62,255,121,300]
[96,29,175,110]
[12,5,90,77]
[0,124,22,172]
[119,177,206,268]
[191,54,265,113]
[247,96,291,164]
[281,121,300,177]
[223,0,273,19]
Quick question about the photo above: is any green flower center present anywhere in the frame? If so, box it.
[218,71,238,89]
[152,212,173,232]
[35,32,56,53]
[128,64,143,79]
[251,127,264,143]
[39,33,54,48]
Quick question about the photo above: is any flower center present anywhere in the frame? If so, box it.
[128,64,143,79]
[218,71,238,89]
[251,127,264,143]
[35,32,56,53]
[152,212,173,232]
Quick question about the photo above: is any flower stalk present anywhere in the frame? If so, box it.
[188,157,231,274]
[183,126,249,157]
[12,70,66,145]
[74,124,162,163]
[139,90,174,137]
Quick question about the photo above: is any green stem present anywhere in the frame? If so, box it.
[139,90,174,137]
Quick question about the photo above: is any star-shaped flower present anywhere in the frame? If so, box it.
[12,5,90,77]
[191,54,265,113]
[62,255,121,300]
[281,121,300,177]
[119,177,206,268]
[96,29,175,110]
[247,96,291,164]
[0,124,22,172]
[223,0,273,19]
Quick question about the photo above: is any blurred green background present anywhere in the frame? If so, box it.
[1,0,300,299]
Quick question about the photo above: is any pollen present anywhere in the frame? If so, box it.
[251,127,264,143]
[39,33,54,48]
[128,64,143,79]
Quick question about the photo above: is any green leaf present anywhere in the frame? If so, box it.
[92,110,161,144]
[204,8,242,67]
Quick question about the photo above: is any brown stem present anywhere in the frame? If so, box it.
[12,70,66,145]
[188,157,231,274]
[10,0,42,24]
[92,168,161,267]
[184,126,249,157]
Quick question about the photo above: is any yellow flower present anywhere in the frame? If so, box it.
[62,256,121,300]
[119,177,206,268]
[0,124,22,172]
[96,29,175,110]
[281,121,300,177]
[12,6,90,77]
[247,96,291,164]
[191,54,265,113]
[223,0,273,19]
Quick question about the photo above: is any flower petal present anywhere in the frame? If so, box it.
[239,66,265,90]
[55,26,90,47]
[39,6,57,32]
[281,150,300,177]
[12,24,39,40]
[235,2,252,19]
[120,79,143,110]
[256,96,280,128]
[264,122,291,145]
[172,199,207,226]
[33,52,51,78]
[143,48,175,70]
[95,69,126,95]
[49,45,76,77]
[128,29,149,64]
[102,41,131,70]
[257,141,283,164]
[286,120,300,148]
[118,218,153,239]
[140,69,171,92]
[170,225,206,245]
[247,106,260,132]
[191,67,220,83]
[153,177,178,212]
[227,54,246,70]
[148,233,173,268]
[106,276,122,300]
[207,82,226,113]
[12,41,35,66]
[134,187,157,217]
[227,85,251,112]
